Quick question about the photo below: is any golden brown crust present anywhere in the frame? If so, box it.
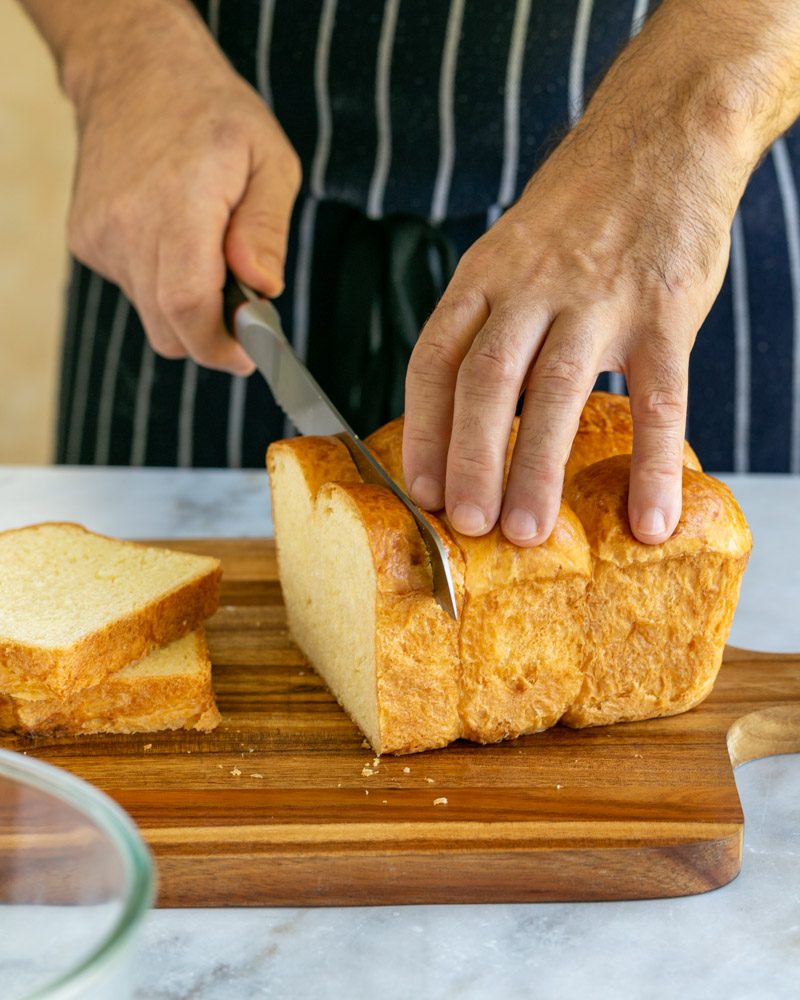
[0,630,220,736]
[564,392,702,484]
[365,417,408,488]
[562,454,751,728]
[268,436,361,495]
[564,454,752,566]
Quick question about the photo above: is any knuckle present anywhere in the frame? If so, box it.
[530,354,587,399]
[448,446,500,481]
[428,288,487,327]
[510,451,564,492]
[634,459,683,484]
[280,145,303,192]
[460,343,522,390]
[408,338,460,378]
[106,193,139,235]
[156,282,207,323]
[633,388,685,428]
[210,117,247,154]
[148,335,185,360]
[403,426,443,453]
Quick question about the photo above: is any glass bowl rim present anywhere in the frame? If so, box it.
[0,748,155,1000]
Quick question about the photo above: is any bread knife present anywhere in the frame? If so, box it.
[223,273,458,621]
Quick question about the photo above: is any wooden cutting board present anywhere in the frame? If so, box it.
[4,539,800,907]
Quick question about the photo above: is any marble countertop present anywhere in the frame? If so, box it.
[1,467,798,1000]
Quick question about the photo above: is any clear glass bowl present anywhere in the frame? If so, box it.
[0,749,155,999]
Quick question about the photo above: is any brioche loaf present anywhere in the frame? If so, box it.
[0,523,222,699]
[0,630,220,736]
[267,393,751,755]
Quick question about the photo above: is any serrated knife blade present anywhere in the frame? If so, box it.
[223,273,458,621]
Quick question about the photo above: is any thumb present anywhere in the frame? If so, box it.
[224,146,301,298]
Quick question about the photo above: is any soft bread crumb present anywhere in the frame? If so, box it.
[372,757,380,767]
[250,773,264,779]
[361,766,374,776]
[424,777,434,783]
[230,766,242,777]
[433,797,448,806]
[143,743,152,751]
[402,766,411,774]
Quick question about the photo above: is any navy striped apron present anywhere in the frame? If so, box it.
[56,0,800,473]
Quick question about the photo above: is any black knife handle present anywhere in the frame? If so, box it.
[223,270,250,337]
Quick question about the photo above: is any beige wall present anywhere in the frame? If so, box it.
[0,2,75,464]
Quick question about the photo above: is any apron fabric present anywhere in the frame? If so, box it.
[56,0,800,472]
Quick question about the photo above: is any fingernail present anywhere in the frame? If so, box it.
[636,507,667,538]
[409,475,443,510]
[504,508,538,542]
[451,503,488,535]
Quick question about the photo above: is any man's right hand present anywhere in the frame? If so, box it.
[30,0,301,375]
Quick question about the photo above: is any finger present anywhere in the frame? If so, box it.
[122,245,188,361]
[500,310,609,545]
[627,337,689,544]
[155,211,255,376]
[402,275,490,511]
[224,142,301,298]
[445,300,552,535]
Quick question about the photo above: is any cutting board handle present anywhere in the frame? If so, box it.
[728,705,800,768]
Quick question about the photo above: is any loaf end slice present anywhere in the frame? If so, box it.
[0,523,222,699]
[268,437,463,755]
[0,629,221,736]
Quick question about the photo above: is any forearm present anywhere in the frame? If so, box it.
[16,0,220,112]
[570,0,800,222]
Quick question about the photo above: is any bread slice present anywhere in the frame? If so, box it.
[565,391,702,484]
[0,630,220,736]
[267,436,464,755]
[0,523,222,699]
[268,423,592,754]
[562,455,751,727]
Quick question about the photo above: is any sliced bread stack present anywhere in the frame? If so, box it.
[0,523,222,736]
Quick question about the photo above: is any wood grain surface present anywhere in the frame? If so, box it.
[3,539,799,907]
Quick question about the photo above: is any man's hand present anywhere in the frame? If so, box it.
[403,0,800,546]
[22,0,301,375]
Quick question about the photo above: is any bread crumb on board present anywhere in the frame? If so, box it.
[230,766,242,777]
[372,757,380,767]
[433,797,448,806]
[361,766,375,777]
[402,766,411,774]
[250,773,264,779]
[424,777,434,784]
[143,743,152,751]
